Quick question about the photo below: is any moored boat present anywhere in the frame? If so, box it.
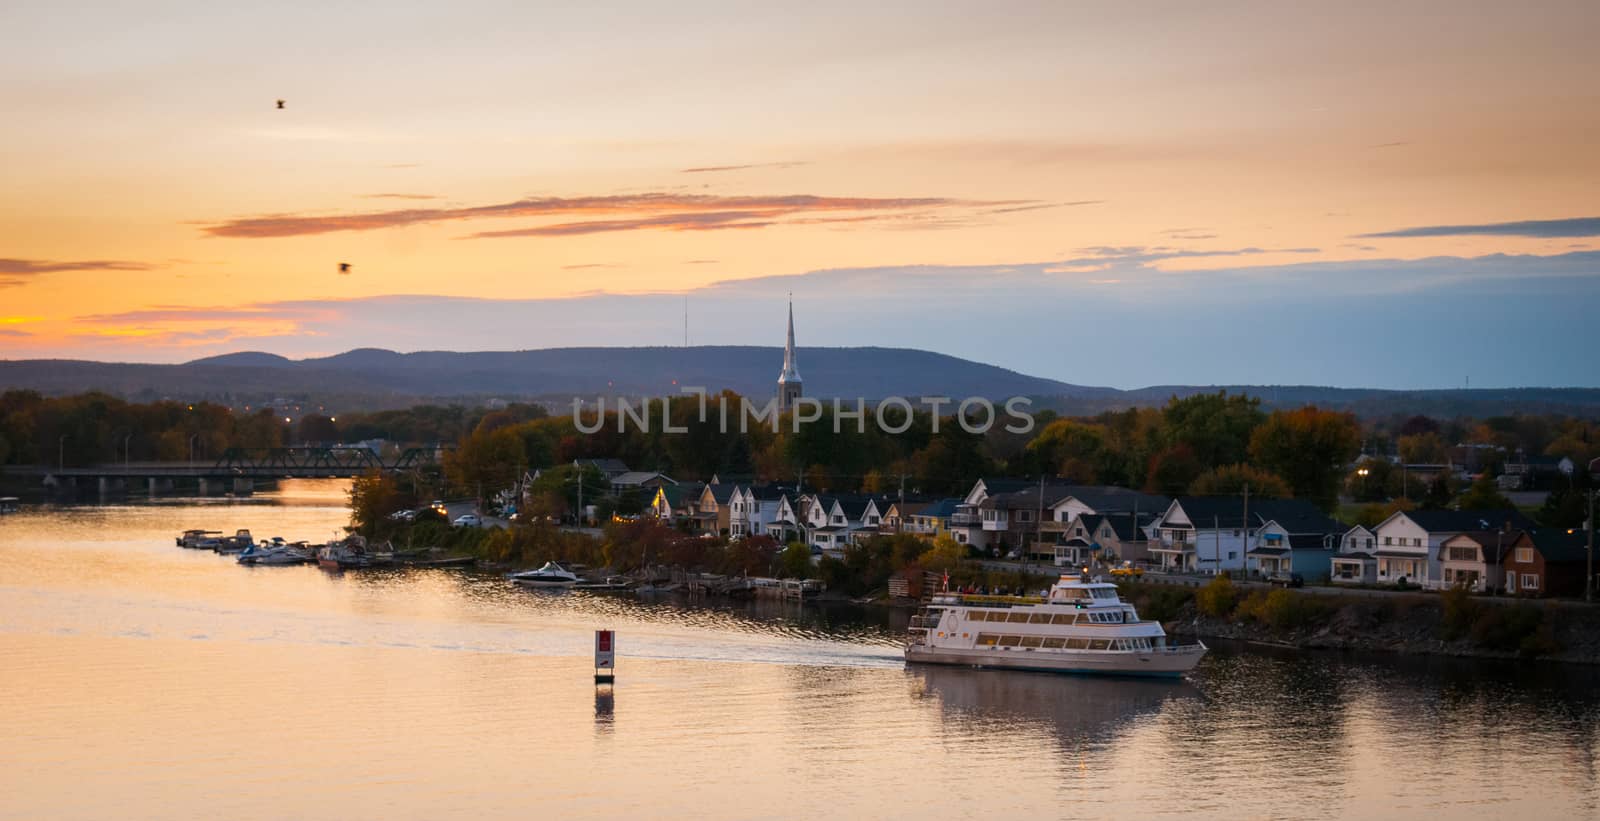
[177,529,223,549]
[904,574,1206,678]
[316,536,394,569]
[508,561,579,588]
[213,529,256,554]
[237,542,311,565]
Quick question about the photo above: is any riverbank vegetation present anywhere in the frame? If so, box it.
[1123,577,1584,661]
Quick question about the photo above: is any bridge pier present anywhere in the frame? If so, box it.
[147,477,174,496]
[97,476,128,497]
[232,477,254,496]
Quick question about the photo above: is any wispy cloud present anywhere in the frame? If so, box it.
[1,258,155,287]
[1357,216,1600,239]
[203,192,1022,240]
[984,200,1104,215]
[1372,141,1411,149]
[683,259,720,265]
[680,161,809,174]
[360,193,440,200]
[562,263,620,270]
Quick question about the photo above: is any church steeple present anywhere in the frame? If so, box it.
[777,295,802,411]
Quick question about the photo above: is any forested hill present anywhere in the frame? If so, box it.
[1,347,1597,417]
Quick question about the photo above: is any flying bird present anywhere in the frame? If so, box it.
[337,263,351,274]
[275,99,285,109]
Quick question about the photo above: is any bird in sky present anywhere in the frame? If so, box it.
[337,263,351,274]
[275,99,285,109]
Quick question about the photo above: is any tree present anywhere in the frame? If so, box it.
[348,470,402,535]
[1249,407,1361,512]
[918,535,967,573]
[1191,464,1292,499]
[778,541,813,579]
[1145,444,1202,495]
[1399,432,1448,465]
[1457,475,1514,510]
[296,414,340,444]
[1160,391,1265,470]
[446,427,526,492]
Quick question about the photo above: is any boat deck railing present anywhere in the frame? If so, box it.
[929,593,1046,607]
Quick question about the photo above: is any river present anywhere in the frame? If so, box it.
[2,479,1597,820]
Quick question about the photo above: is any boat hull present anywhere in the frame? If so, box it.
[904,643,1205,678]
[511,578,576,589]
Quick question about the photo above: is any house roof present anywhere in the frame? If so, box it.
[747,483,795,502]
[1248,546,1289,556]
[705,483,738,504]
[916,498,962,519]
[1167,497,1341,535]
[613,471,673,487]
[1397,508,1535,534]
[1077,512,1153,542]
[1529,528,1590,562]
[1054,486,1171,514]
[892,501,932,517]
[1287,533,1330,550]
[579,458,630,475]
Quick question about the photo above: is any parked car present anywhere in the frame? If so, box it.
[1269,572,1304,588]
[1109,563,1144,578]
[387,509,416,522]
[452,513,482,528]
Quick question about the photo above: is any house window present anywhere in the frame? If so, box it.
[1366,538,1374,549]
[1515,547,1533,563]
[1448,546,1477,562]
[1227,551,1237,560]
[1384,536,1392,546]
[1017,510,1032,522]
[1412,538,1422,547]
[1522,574,1540,590]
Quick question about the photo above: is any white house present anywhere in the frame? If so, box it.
[1330,525,1378,584]
[1371,509,1534,589]
[1149,497,1341,576]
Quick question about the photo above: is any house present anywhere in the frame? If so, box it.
[610,471,675,496]
[1330,525,1378,584]
[730,484,799,541]
[1437,530,1518,592]
[1149,497,1341,576]
[697,483,740,536]
[650,482,707,529]
[881,500,927,535]
[1505,528,1592,598]
[798,495,852,556]
[905,499,960,539]
[578,458,631,480]
[1371,509,1535,589]
[1045,487,1171,525]
[1072,512,1157,565]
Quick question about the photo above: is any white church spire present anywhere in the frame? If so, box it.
[777,294,802,411]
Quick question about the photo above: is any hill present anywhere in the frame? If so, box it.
[2,347,1598,417]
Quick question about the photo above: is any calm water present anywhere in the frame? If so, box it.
[3,480,1598,820]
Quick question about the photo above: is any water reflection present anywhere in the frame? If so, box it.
[595,685,615,733]
[911,664,1194,748]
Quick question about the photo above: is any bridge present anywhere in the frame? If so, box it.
[4,446,450,496]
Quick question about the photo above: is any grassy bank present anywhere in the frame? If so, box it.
[1118,577,1600,664]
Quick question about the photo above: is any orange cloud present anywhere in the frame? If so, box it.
[200,193,1019,239]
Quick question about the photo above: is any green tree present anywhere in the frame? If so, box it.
[778,541,813,579]
[1191,464,1292,498]
[1161,391,1265,469]
[348,470,402,535]
[1457,474,1514,510]
[1249,407,1361,512]
[918,535,967,572]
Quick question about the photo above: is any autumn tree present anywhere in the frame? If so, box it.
[1248,406,1361,512]
[1160,391,1265,469]
[1191,464,1291,499]
[348,470,403,535]
[1398,432,1448,465]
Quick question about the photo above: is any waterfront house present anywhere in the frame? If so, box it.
[610,471,675,496]
[881,500,926,534]
[949,477,1036,549]
[731,484,798,541]
[1371,509,1534,589]
[696,483,740,536]
[1150,497,1340,576]
[1330,525,1378,584]
[1073,512,1157,565]
[1438,530,1517,592]
[905,498,960,539]
[1505,528,1591,598]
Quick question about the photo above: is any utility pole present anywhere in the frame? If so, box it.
[1240,482,1250,578]
[123,434,133,469]
[1032,475,1044,579]
[574,459,583,528]
[58,434,67,471]
[1587,489,1595,604]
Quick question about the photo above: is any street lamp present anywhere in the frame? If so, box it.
[1357,467,1370,498]
[123,434,133,469]
[58,434,67,470]
[188,434,199,467]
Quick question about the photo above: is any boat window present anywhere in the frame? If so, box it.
[1089,639,1111,651]
[1029,613,1051,624]
[1066,638,1090,650]
[1050,614,1074,625]
[1006,612,1030,623]
[1040,637,1065,649]
[975,634,999,646]
[997,635,1022,646]
[1019,636,1043,647]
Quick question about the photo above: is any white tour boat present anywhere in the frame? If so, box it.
[904,574,1206,678]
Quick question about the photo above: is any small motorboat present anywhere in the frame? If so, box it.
[316,535,394,570]
[237,542,311,566]
[0,497,20,514]
[508,561,579,589]
[213,529,256,554]
[177,529,223,549]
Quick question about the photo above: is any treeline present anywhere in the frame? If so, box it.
[0,389,546,467]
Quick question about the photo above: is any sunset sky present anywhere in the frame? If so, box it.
[2,1,1597,388]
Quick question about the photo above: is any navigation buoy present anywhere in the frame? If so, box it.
[594,629,616,683]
